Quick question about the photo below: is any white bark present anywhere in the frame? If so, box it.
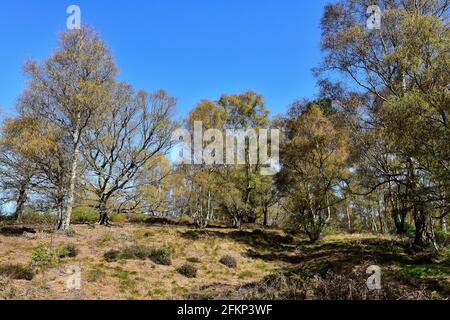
[59,128,81,230]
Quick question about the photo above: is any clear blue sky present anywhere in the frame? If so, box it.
[0,0,329,120]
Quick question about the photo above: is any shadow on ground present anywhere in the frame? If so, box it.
[181,228,450,298]
[180,228,297,252]
[0,226,37,237]
[247,237,450,298]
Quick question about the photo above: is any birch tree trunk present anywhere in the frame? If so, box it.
[59,128,81,231]
[345,204,352,233]
[441,218,447,232]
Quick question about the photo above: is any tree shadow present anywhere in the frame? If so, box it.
[0,226,37,237]
[245,237,450,297]
[180,228,297,252]
[245,238,423,268]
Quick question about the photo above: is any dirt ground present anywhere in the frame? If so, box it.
[0,223,449,300]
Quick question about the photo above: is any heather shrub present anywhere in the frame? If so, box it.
[177,263,197,278]
[0,264,35,280]
[148,248,172,266]
[219,255,237,268]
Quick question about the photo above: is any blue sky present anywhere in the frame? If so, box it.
[0,0,329,120]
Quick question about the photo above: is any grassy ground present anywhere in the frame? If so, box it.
[0,223,448,300]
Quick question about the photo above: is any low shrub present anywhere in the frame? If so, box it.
[435,229,450,246]
[31,242,58,267]
[21,212,57,225]
[179,214,192,224]
[58,244,79,258]
[219,255,237,268]
[121,245,149,260]
[72,207,98,224]
[0,214,13,223]
[404,223,416,237]
[148,248,172,266]
[104,249,121,262]
[109,213,126,224]
[104,245,173,264]
[177,263,197,278]
[224,271,431,300]
[0,264,35,280]
[104,245,152,261]
[64,229,78,238]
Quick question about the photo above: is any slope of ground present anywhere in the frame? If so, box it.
[0,223,448,300]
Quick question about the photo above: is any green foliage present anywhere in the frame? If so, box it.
[31,243,59,267]
[150,288,168,297]
[398,264,450,279]
[87,264,106,282]
[148,248,172,266]
[0,264,35,280]
[103,245,172,265]
[314,98,336,117]
[179,214,192,224]
[435,229,450,246]
[404,223,416,238]
[109,213,126,224]
[21,212,57,225]
[219,255,237,269]
[31,242,79,267]
[176,263,197,278]
[58,244,79,258]
[72,207,98,224]
[111,267,138,292]
[317,0,449,248]
[277,103,349,242]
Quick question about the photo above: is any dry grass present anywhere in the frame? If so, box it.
[0,224,280,300]
[0,223,448,300]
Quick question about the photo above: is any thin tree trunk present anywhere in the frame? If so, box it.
[345,203,352,232]
[57,202,64,226]
[59,128,81,231]
[441,218,447,232]
[263,206,269,227]
[371,209,378,232]
[15,186,28,223]
[206,189,211,226]
[378,208,386,234]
